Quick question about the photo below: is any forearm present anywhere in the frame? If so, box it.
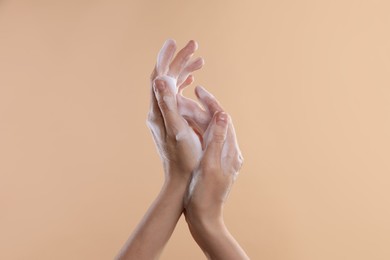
[116,176,188,260]
[186,214,249,260]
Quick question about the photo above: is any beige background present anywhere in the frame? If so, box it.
[1,0,389,259]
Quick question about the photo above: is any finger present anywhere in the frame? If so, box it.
[178,74,194,94]
[230,119,244,166]
[177,94,210,132]
[148,85,165,131]
[222,120,244,176]
[183,116,204,144]
[149,66,162,115]
[177,57,204,87]
[156,39,177,76]
[195,85,224,115]
[168,40,198,78]
[194,86,243,169]
[203,112,229,166]
[153,77,187,138]
[147,65,165,137]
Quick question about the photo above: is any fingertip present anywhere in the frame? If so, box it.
[216,111,229,127]
[191,57,205,70]
[192,57,205,69]
[165,38,176,46]
[195,85,201,93]
[194,85,202,100]
[179,75,194,94]
[160,39,176,54]
[157,39,177,75]
[188,40,198,51]
[194,85,202,93]
[163,38,177,54]
[195,85,208,100]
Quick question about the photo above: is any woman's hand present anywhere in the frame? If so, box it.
[184,111,241,221]
[116,39,206,260]
[117,39,248,260]
[148,39,205,179]
[180,90,247,259]
[183,111,248,260]
[183,88,244,220]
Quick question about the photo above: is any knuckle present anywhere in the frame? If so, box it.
[237,151,244,166]
[212,133,226,144]
[157,94,175,113]
[234,154,244,172]
[204,98,213,107]
[223,151,244,172]
[239,153,244,166]
[157,98,169,112]
[206,98,221,111]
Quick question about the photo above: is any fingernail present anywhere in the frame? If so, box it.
[216,112,228,126]
[188,40,198,51]
[154,80,165,92]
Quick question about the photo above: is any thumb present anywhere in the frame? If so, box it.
[153,76,186,137]
[203,111,229,165]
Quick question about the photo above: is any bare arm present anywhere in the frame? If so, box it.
[116,39,249,259]
[116,177,187,259]
[181,90,249,260]
[115,39,204,259]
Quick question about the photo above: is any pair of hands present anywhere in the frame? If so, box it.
[148,39,243,217]
[116,39,247,260]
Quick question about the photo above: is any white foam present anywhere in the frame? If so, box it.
[175,128,202,162]
[159,75,178,95]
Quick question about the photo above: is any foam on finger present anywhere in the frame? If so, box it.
[158,75,178,95]
[156,39,176,75]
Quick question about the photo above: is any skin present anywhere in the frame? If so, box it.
[183,106,248,260]
[116,39,248,260]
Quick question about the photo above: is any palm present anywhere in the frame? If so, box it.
[153,39,241,173]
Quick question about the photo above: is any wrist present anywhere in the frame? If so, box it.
[185,206,224,234]
[185,212,230,258]
[164,165,192,184]
[160,170,192,208]
[185,210,249,260]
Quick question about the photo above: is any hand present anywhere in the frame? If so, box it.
[185,111,242,214]
[178,86,247,259]
[117,39,248,260]
[182,87,244,220]
[184,111,237,217]
[177,79,243,160]
[116,39,207,260]
[148,39,205,179]
[183,110,248,260]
